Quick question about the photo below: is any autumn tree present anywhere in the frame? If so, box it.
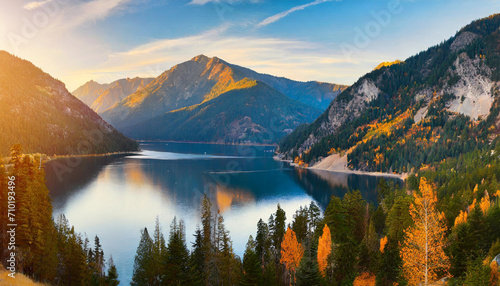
[400,178,450,285]
[353,272,376,286]
[317,224,332,277]
[281,227,304,284]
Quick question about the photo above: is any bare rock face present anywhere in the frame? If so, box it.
[450,31,479,53]
[293,79,380,155]
[446,53,495,120]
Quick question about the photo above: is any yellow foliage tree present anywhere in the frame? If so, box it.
[480,192,491,214]
[380,236,388,253]
[454,210,468,226]
[400,178,450,286]
[469,198,477,212]
[491,260,499,285]
[281,227,304,283]
[353,272,376,286]
[317,224,332,277]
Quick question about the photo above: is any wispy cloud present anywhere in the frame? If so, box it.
[68,24,383,89]
[188,0,259,5]
[256,0,333,28]
[62,0,134,30]
[23,0,53,10]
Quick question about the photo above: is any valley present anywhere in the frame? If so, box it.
[1,5,500,286]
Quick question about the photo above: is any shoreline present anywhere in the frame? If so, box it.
[136,140,277,147]
[274,153,407,181]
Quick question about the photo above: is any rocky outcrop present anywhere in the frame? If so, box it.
[446,53,495,120]
[450,31,479,53]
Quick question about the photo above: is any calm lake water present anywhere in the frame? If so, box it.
[44,142,401,284]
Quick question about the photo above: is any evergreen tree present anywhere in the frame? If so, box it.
[292,206,309,243]
[295,256,321,286]
[190,227,206,286]
[106,256,120,286]
[201,194,213,285]
[272,204,287,252]
[255,218,269,264]
[165,217,190,285]
[152,216,167,284]
[131,228,155,286]
[308,201,321,233]
[241,236,263,286]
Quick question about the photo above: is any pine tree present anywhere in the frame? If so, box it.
[308,201,321,233]
[190,227,206,286]
[295,256,321,286]
[214,211,241,285]
[292,206,309,243]
[201,194,213,285]
[241,236,263,286]
[152,216,167,284]
[106,256,120,286]
[255,218,269,264]
[131,227,155,286]
[165,217,190,285]
[272,204,287,252]
[401,178,450,285]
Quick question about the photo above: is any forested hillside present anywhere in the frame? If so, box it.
[128,146,500,285]
[0,51,138,156]
[0,146,119,284]
[279,14,500,173]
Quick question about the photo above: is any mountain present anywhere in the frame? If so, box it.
[72,77,154,113]
[279,14,500,173]
[0,51,139,156]
[72,80,112,107]
[99,55,346,130]
[122,79,322,143]
[90,77,154,113]
[221,60,347,110]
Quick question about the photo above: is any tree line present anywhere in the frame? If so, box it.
[130,172,500,285]
[0,144,119,285]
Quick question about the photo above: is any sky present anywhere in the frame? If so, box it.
[0,0,499,91]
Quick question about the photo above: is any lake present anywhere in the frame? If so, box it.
[44,142,401,284]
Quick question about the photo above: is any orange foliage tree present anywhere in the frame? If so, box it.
[380,236,388,253]
[353,272,376,286]
[479,192,491,214]
[454,210,468,226]
[317,224,332,277]
[491,260,499,285]
[281,227,304,283]
[400,178,450,286]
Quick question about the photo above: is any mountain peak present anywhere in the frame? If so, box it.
[192,54,211,62]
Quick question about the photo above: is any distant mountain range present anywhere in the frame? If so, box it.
[73,77,154,113]
[124,79,321,143]
[279,14,500,173]
[73,55,346,144]
[0,51,138,155]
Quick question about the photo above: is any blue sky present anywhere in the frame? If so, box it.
[0,0,499,90]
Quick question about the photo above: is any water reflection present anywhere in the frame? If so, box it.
[44,142,401,284]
